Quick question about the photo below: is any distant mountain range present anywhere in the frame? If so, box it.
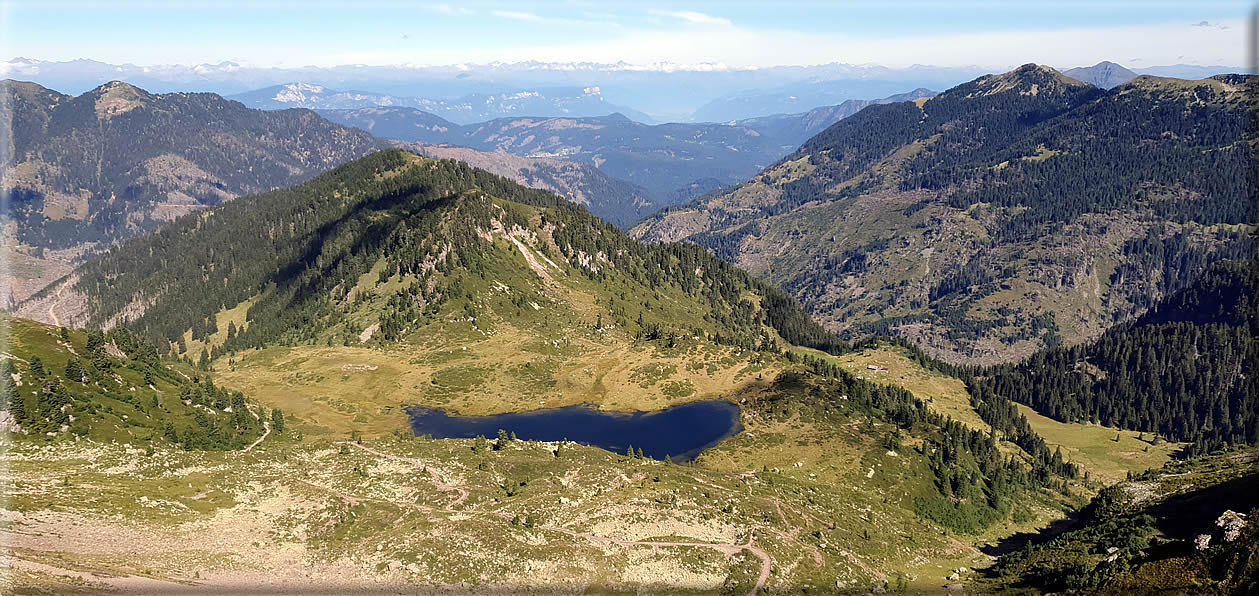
[633,65,1252,364]
[317,108,781,196]
[317,88,931,197]
[228,82,656,124]
[5,57,1239,122]
[398,142,658,227]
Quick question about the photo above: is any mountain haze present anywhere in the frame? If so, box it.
[1062,60,1139,88]
[230,82,655,124]
[317,89,934,199]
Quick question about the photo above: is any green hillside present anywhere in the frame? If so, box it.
[987,447,1258,593]
[56,148,839,360]
[1,316,269,449]
[633,66,1253,365]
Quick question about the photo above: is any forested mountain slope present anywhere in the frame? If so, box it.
[0,79,384,305]
[634,65,1254,364]
[968,260,1258,454]
[733,87,936,151]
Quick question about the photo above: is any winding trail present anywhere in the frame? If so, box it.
[340,441,772,594]
[47,283,64,327]
[243,420,270,453]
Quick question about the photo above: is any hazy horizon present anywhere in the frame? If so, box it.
[2,1,1249,70]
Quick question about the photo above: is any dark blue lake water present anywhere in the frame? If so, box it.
[405,400,742,462]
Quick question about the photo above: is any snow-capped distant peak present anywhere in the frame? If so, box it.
[273,82,326,103]
[583,86,601,95]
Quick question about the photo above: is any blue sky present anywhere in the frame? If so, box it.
[2,1,1250,68]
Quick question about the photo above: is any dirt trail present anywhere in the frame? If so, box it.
[243,420,270,453]
[47,284,63,327]
[772,497,824,566]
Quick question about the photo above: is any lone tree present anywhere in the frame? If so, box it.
[271,408,285,433]
[64,358,84,383]
[29,356,45,380]
[495,428,509,449]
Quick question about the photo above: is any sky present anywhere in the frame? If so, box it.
[1,0,1251,69]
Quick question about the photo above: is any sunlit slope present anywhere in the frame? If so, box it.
[1,316,267,449]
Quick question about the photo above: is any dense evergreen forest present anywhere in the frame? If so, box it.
[965,260,1258,454]
[70,149,843,358]
[663,67,1249,240]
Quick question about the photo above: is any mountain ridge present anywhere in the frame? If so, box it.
[1,78,386,306]
[632,65,1253,365]
[317,88,935,199]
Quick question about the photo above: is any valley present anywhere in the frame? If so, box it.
[2,14,1256,591]
[0,149,1126,593]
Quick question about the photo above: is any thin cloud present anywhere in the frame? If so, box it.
[426,3,472,16]
[488,9,619,29]
[492,10,546,23]
[650,9,732,27]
